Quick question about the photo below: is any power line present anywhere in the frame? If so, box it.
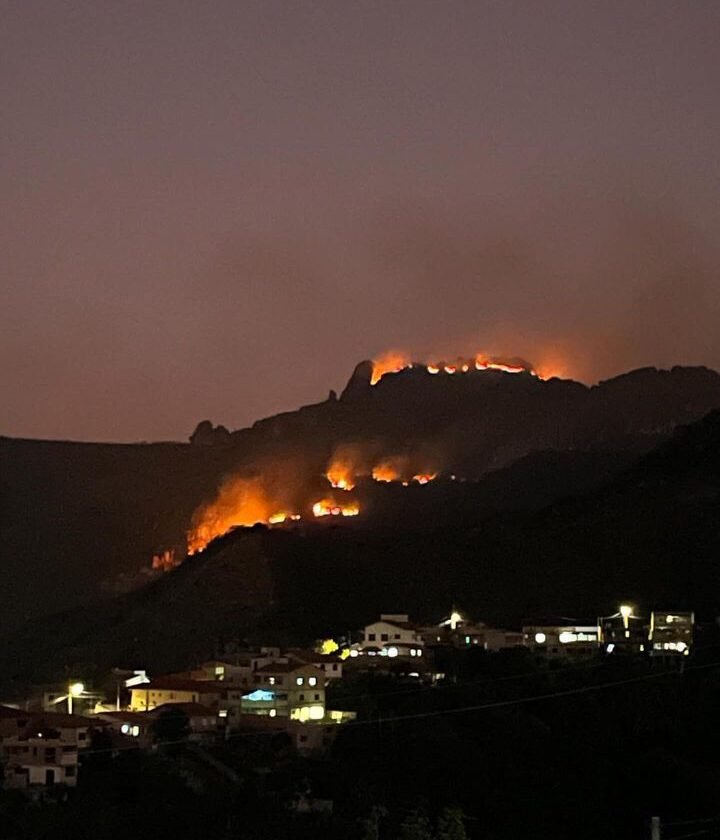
[78,658,720,756]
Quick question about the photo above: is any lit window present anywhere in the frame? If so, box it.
[218,709,228,718]
[308,677,317,687]
[268,677,276,685]
[296,677,304,686]
[269,709,277,718]
[131,726,140,737]
[120,724,130,735]
[387,647,398,658]
[416,649,422,657]
[534,632,546,644]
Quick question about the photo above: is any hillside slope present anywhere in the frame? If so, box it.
[4,409,720,689]
[2,363,720,629]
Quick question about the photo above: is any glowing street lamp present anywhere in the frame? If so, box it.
[619,604,633,630]
[67,681,84,714]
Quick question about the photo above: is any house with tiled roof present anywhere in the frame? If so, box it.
[0,706,92,790]
[128,677,225,712]
[245,660,326,721]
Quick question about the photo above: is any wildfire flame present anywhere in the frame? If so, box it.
[312,498,360,518]
[412,473,437,485]
[372,455,409,483]
[369,349,547,385]
[370,350,411,385]
[152,549,180,572]
[325,452,358,491]
[187,476,282,554]
[268,511,301,525]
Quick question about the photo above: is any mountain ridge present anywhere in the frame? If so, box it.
[2,363,720,631]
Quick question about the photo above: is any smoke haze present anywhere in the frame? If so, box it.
[2,1,719,441]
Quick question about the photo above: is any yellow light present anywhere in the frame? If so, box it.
[320,638,339,655]
[619,605,633,619]
[69,682,84,697]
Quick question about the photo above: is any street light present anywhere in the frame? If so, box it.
[67,681,84,714]
[619,604,633,631]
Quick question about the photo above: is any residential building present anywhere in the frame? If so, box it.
[359,613,425,658]
[523,623,600,658]
[95,710,152,748]
[598,605,646,655]
[128,678,224,712]
[145,703,219,741]
[0,707,91,791]
[649,611,694,656]
[246,661,326,721]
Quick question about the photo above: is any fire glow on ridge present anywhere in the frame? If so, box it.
[370,351,554,386]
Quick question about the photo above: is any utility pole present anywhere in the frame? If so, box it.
[650,816,661,840]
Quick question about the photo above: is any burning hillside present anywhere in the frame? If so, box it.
[184,440,442,557]
[371,351,540,386]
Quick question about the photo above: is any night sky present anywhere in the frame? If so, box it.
[3,1,720,442]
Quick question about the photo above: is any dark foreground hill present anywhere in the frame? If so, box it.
[2,363,720,631]
[4,409,720,691]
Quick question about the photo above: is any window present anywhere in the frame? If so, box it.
[299,735,308,743]
[381,633,389,642]
[394,634,401,639]
[295,677,304,686]
[332,664,338,671]
[299,694,305,701]
[367,633,376,641]
[65,766,76,777]
[314,694,320,701]
[78,732,87,741]
[308,677,317,687]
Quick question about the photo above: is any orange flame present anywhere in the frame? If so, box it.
[325,455,357,490]
[412,473,437,485]
[187,476,278,554]
[371,350,411,385]
[369,347,572,385]
[268,511,301,525]
[152,549,180,572]
[312,498,360,518]
[372,455,409,483]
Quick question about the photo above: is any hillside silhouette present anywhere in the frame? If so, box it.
[2,362,720,633]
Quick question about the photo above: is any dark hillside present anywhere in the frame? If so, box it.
[2,363,720,631]
[4,410,720,689]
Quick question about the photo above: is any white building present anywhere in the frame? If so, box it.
[523,624,599,658]
[247,661,326,721]
[359,614,425,658]
[0,707,90,790]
